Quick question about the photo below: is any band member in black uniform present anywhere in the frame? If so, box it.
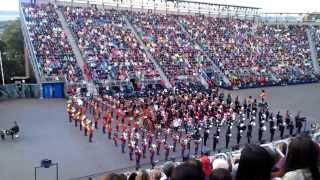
[234,96,240,111]
[276,112,282,126]
[237,120,246,145]
[226,94,232,107]
[288,121,294,136]
[236,128,242,145]
[213,132,219,151]
[225,125,232,149]
[247,121,254,144]
[285,110,291,128]
[279,121,285,139]
[269,117,276,142]
[246,105,251,119]
[295,112,304,134]
[258,119,266,143]
[203,128,209,146]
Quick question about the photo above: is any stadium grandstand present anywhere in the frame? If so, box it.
[1,0,320,180]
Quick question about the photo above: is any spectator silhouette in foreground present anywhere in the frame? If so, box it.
[171,158,204,180]
[282,136,320,180]
[236,144,275,180]
[210,168,232,180]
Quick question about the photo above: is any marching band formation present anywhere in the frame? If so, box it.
[66,88,307,168]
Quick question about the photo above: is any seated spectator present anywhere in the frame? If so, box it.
[209,168,232,180]
[172,159,204,180]
[23,4,82,82]
[282,136,320,180]
[99,173,127,180]
[200,150,213,177]
[128,172,137,180]
[162,161,175,179]
[135,170,150,180]
[236,144,275,180]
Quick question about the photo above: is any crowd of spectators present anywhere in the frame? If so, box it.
[311,26,320,61]
[23,4,83,82]
[256,24,315,85]
[180,16,318,88]
[99,135,320,180]
[128,12,217,86]
[63,6,161,85]
[23,4,319,89]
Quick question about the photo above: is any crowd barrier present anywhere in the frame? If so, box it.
[0,84,42,100]
[0,83,67,100]
[68,126,320,180]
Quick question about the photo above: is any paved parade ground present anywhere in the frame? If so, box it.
[0,83,320,180]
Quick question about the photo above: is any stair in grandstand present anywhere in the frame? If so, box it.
[19,3,41,83]
[175,17,232,88]
[56,8,98,95]
[306,28,320,74]
[123,15,173,89]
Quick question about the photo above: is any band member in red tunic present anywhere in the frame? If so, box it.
[156,139,162,155]
[107,124,112,140]
[149,145,156,167]
[128,142,134,161]
[120,133,127,153]
[141,139,147,158]
[164,144,171,161]
[88,121,93,143]
[194,138,201,155]
[113,132,118,147]
[135,148,142,170]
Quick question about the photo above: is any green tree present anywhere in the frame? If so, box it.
[0,20,25,83]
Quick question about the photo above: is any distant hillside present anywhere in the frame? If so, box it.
[0,20,14,37]
[0,11,19,21]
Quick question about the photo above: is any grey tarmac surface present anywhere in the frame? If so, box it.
[0,83,319,180]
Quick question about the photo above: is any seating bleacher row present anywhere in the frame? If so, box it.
[23,4,83,83]
[180,15,317,88]
[127,12,217,86]
[312,26,320,60]
[63,6,161,85]
[22,4,320,90]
